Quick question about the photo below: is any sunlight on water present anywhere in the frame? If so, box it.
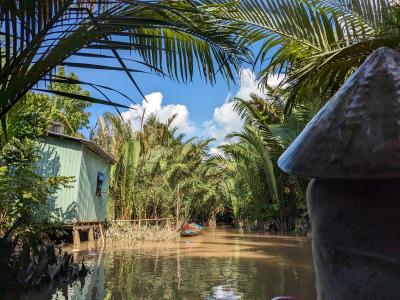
[19,227,316,300]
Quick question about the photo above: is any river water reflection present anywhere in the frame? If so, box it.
[20,227,316,300]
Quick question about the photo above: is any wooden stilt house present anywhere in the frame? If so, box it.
[37,123,116,243]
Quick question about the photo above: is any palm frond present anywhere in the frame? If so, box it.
[229,0,399,111]
[0,0,248,121]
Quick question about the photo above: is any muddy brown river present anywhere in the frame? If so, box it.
[19,227,316,299]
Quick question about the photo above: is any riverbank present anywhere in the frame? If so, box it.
[105,223,178,241]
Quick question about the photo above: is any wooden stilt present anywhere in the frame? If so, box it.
[73,229,81,246]
[88,227,95,241]
[98,223,105,244]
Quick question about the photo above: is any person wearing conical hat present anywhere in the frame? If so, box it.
[279,47,400,299]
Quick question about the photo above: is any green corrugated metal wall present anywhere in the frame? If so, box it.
[78,146,110,222]
[38,136,82,222]
[37,136,111,223]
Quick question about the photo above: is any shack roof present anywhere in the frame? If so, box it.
[278,47,400,179]
[47,131,117,164]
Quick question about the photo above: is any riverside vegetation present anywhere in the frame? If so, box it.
[0,68,93,293]
[105,223,177,242]
[91,94,313,233]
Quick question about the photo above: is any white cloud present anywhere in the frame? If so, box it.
[204,68,284,146]
[267,73,286,88]
[235,69,285,100]
[235,68,266,100]
[119,70,285,151]
[210,147,223,156]
[203,101,244,145]
[121,92,195,134]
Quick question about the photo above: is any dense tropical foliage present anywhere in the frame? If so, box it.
[217,93,316,232]
[0,93,69,241]
[2,0,397,232]
[0,67,92,239]
[208,0,400,230]
[0,72,92,294]
[92,113,227,226]
[89,90,316,232]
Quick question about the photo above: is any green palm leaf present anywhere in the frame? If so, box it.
[0,0,248,121]
[228,0,399,111]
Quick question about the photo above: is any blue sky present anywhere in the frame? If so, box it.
[66,54,282,150]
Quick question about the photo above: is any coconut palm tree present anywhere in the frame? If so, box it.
[0,0,248,124]
[93,111,226,224]
[228,0,400,111]
[218,94,313,231]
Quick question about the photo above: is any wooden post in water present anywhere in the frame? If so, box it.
[278,47,400,299]
[88,227,95,242]
[73,228,80,246]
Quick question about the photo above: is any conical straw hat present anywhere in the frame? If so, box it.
[278,47,400,178]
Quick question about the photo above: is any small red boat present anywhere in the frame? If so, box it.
[180,223,202,237]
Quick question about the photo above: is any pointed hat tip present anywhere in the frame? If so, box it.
[278,47,400,179]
